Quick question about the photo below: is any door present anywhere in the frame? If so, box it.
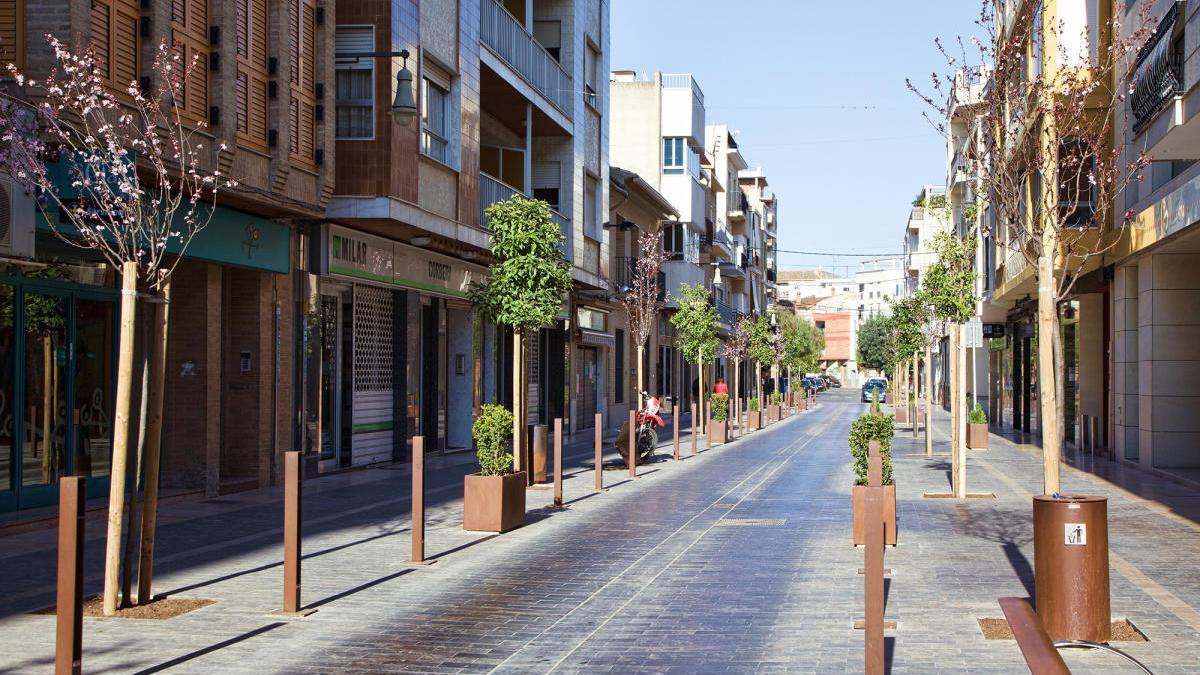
[577,347,598,428]
[318,291,343,469]
[19,288,70,509]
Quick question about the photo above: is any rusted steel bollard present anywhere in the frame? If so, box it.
[553,418,563,506]
[56,476,85,675]
[283,450,302,613]
[864,483,885,675]
[410,437,426,563]
[594,413,603,492]
[628,409,637,478]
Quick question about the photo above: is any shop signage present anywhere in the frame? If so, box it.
[1065,523,1086,546]
[325,224,486,297]
[982,323,1006,338]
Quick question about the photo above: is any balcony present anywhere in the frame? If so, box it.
[481,172,572,257]
[1132,49,1182,136]
[728,192,748,221]
[710,225,734,259]
[480,0,573,116]
[714,299,738,326]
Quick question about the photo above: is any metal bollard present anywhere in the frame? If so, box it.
[864,484,885,675]
[410,437,425,563]
[56,477,85,675]
[690,402,697,456]
[553,418,563,507]
[628,409,637,478]
[594,413,603,492]
[673,404,680,460]
[283,451,302,613]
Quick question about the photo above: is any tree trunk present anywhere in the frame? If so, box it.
[1037,240,1062,495]
[122,301,151,607]
[512,328,523,473]
[103,261,138,616]
[956,321,968,498]
[636,344,645,411]
[698,346,705,436]
[925,343,933,457]
[137,278,170,604]
[912,355,919,439]
[1053,312,1066,462]
[949,323,961,498]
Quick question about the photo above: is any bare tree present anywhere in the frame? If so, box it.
[910,2,1153,494]
[0,37,235,614]
[724,315,751,433]
[621,231,669,408]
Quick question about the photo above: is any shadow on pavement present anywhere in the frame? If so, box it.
[130,623,287,674]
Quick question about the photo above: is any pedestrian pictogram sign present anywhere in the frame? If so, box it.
[1065,523,1087,545]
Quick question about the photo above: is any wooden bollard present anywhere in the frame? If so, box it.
[690,402,697,456]
[553,418,563,506]
[594,413,603,492]
[56,476,85,675]
[410,437,426,563]
[673,403,680,460]
[628,409,637,478]
[283,450,302,613]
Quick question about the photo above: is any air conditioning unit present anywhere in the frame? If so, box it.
[0,173,35,259]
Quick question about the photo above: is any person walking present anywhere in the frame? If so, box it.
[713,377,729,395]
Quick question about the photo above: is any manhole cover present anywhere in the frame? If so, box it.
[716,518,785,527]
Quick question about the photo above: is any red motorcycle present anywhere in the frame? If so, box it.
[616,392,666,462]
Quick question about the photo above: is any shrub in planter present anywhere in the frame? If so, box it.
[766,392,781,423]
[967,403,989,449]
[747,397,761,431]
[709,393,729,444]
[849,412,897,545]
[464,404,526,533]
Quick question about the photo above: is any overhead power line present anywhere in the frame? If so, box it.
[775,249,903,257]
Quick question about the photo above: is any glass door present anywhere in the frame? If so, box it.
[20,289,70,509]
[73,297,115,481]
[318,292,342,467]
[0,284,15,511]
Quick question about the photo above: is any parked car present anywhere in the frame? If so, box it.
[800,377,820,393]
[862,378,887,403]
[821,374,841,388]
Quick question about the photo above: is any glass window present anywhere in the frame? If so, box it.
[335,27,374,139]
[584,44,599,108]
[663,137,683,173]
[0,284,12,494]
[422,77,449,164]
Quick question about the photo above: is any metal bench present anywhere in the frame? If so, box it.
[998,597,1153,675]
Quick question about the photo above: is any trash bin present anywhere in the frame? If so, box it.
[1033,494,1110,642]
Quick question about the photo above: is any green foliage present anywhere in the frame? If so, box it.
[748,397,760,411]
[769,391,781,406]
[670,283,720,365]
[471,197,572,331]
[472,404,514,476]
[968,403,988,425]
[924,231,978,324]
[746,314,775,366]
[777,311,825,374]
[871,389,881,416]
[710,393,729,422]
[849,412,895,486]
[857,316,890,371]
[885,293,930,365]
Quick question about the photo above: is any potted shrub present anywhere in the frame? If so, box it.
[849,412,897,546]
[967,403,989,449]
[464,404,527,533]
[746,397,761,431]
[709,393,729,445]
[766,391,781,424]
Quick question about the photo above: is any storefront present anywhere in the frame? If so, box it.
[314,225,491,465]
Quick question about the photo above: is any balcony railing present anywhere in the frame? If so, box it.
[480,172,522,229]
[615,256,635,291]
[1004,246,1026,282]
[1132,51,1183,134]
[661,73,704,104]
[480,0,573,115]
[551,208,572,259]
[714,300,738,326]
[728,192,748,217]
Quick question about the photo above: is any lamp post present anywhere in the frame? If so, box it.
[334,48,418,126]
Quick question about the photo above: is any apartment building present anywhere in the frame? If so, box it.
[776,270,855,303]
[1113,0,1200,480]
[855,257,906,319]
[738,167,777,313]
[322,0,610,463]
[0,0,331,511]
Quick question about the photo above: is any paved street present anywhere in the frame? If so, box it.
[2,391,1200,673]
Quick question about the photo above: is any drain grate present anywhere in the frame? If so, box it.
[716,518,786,527]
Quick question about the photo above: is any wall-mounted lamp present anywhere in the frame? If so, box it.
[336,47,417,127]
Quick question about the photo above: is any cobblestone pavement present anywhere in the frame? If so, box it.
[1,392,1199,673]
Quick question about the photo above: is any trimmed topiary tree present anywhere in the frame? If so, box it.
[473,404,515,476]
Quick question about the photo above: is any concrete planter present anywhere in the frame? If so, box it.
[967,423,989,449]
[709,419,727,445]
[463,471,527,533]
[852,483,897,546]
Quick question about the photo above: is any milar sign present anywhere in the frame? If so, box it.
[325,224,485,297]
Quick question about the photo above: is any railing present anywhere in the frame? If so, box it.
[1004,246,1026,282]
[712,226,733,253]
[551,208,572,259]
[614,256,635,291]
[480,0,573,115]
[766,268,777,283]
[480,172,523,229]
[581,238,600,274]
[729,192,748,216]
[715,300,738,326]
[910,206,926,221]
[661,73,704,104]
[1132,50,1182,134]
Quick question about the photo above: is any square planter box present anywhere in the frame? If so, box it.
[766,404,781,424]
[709,419,727,445]
[800,398,808,411]
[895,406,910,424]
[852,483,897,546]
[746,410,761,431]
[967,423,989,449]
[464,471,527,533]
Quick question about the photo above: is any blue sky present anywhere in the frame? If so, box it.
[611,0,984,275]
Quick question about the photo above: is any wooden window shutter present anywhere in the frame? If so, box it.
[289,0,317,164]
[235,0,269,149]
[170,0,209,123]
[91,0,140,91]
[0,0,24,69]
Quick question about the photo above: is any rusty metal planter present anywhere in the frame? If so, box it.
[852,483,897,546]
[766,405,780,424]
[464,471,527,533]
[967,423,989,449]
[746,411,761,431]
[709,419,727,445]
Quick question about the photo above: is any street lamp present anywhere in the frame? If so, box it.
[335,48,417,126]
